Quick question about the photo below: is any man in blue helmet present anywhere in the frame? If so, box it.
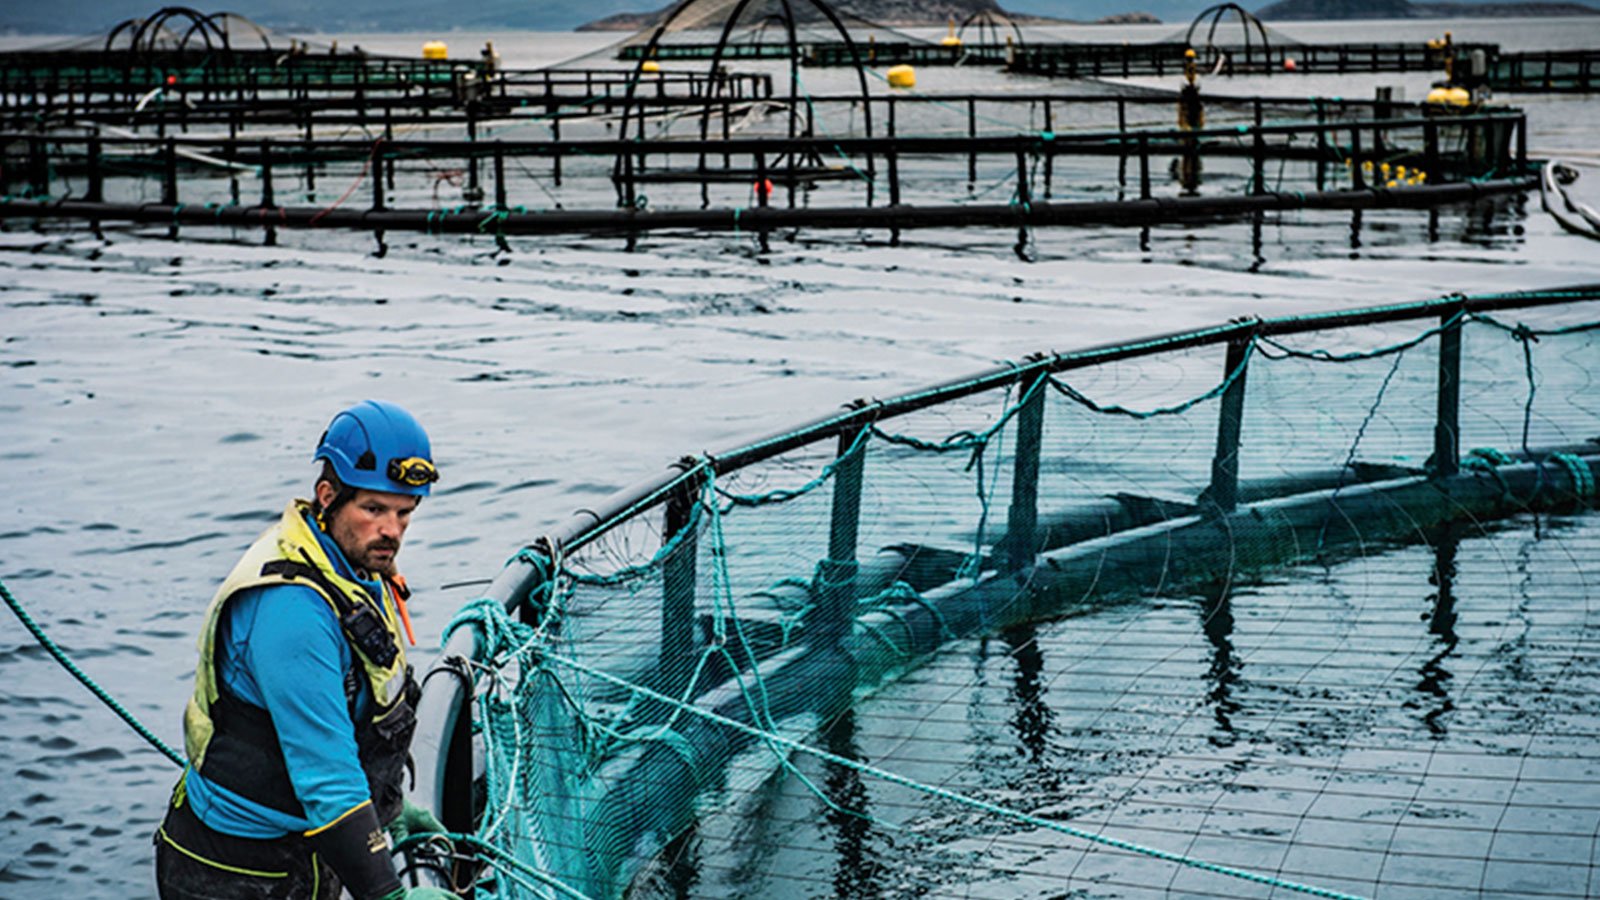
[154,401,453,900]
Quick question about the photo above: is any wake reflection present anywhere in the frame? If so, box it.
[1000,624,1055,768]
[1199,585,1243,746]
[821,710,883,900]
[657,826,701,900]
[1411,523,1460,737]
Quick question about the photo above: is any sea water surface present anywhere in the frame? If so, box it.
[2,20,1599,899]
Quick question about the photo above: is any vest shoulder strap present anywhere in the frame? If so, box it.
[259,555,399,669]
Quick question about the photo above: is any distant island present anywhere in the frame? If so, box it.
[576,0,1593,31]
[1256,0,1597,18]
[577,0,1157,31]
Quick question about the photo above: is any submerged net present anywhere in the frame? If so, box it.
[439,290,1600,899]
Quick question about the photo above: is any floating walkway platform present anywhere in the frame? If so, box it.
[0,103,1533,243]
[617,37,1600,94]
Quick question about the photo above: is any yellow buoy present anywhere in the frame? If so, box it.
[641,60,661,73]
[940,16,962,47]
[886,64,916,89]
[1424,86,1471,106]
[422,40,448,60]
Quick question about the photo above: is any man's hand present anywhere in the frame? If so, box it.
[387,798,446,846]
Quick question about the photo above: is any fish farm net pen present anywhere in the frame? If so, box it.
[396,286,1600,899]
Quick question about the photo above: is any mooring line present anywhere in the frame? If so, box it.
[0,576,185,767]
[542,649,1370,900]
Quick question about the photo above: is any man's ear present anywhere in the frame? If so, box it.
[315,479,337,509]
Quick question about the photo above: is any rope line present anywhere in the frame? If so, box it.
[0,576,185,767]
[540,646,1370,900]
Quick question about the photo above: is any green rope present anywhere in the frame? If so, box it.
[1048,338,1254,420]
[1509,321,1540,456]
[861,580,952,640]
[716,426,869,508]
[544,650,1370,900]
[1463,446,1515,473]
[966,162,1023,202]
[528,457,709,559]
[792,70,877,187]
[1548,452,1597,500]
[1256,310,1468,363]
[0,575,185,767]
[1468,311,1600,338]
[396,831,594,899]
[531,489,704,589]
[871,361,1043,455]
[1325,348,1409,513]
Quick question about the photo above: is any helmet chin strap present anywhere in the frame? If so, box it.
[314,476,357,531]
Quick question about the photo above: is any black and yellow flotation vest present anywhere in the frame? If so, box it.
[183,500,419,824]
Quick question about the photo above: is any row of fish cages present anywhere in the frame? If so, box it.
[0,92,1532,244]
[619,37,1484,77]
[0,50,774,132]
[1486,49,1600,93]
[1005,40,1486,79]
[0,48,475,90]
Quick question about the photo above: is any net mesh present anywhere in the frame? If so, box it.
[442,296,1600,900]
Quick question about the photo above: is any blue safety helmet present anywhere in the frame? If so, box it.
[314,400,438,497]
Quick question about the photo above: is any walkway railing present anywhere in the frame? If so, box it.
[0,104,1532,242]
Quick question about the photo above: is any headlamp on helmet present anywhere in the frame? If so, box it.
[314,401,438,497]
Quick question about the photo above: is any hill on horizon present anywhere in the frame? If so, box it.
[1255,0,1595,17]
[4,0,1199,35]
[1,0,1593,34]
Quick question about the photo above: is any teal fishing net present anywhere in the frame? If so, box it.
[438,292,1600,900]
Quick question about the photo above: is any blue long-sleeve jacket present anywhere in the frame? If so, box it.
[184,516,384,837]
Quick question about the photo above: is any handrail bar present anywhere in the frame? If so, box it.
[0,111,1527,156]
[512,285,1598,568]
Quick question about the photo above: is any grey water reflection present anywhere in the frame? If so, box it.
[999,624,1056,770]
[657,827,701,900]
[1412,523,1460,737]
[1199,585,1242,745]
[820,710,883,900]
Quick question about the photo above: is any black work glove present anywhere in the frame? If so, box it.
[304,802,402,900]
